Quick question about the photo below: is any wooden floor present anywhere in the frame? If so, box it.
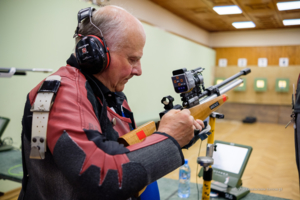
[0,187,20,200]
[164,120,300,200]
[1,120,299,199]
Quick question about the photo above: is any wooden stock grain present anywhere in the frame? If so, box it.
[118,121,156,146]
[118,94,228,147]
[189,94,228,120]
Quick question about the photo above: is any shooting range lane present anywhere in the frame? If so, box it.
[163,120,299,200]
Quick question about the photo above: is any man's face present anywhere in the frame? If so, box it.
[99,27,146,92]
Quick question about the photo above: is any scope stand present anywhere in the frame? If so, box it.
[197,112,223,200]
[210,180,250,200]
[198,112,250,200]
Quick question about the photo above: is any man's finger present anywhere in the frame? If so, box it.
[163,109,181,117]
[193,120,202,131]
[195,119,205,128]
[181,109,191,115]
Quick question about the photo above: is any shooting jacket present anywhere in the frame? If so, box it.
[18,55,184,200]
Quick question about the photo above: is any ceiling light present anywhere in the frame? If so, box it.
[232,21,255,29]
[277,1,300,11]
[283,19,300,25]
[213,5,242,15]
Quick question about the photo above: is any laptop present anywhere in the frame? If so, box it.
[0,116,14,151]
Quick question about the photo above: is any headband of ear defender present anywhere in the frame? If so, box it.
[74,7,110,74]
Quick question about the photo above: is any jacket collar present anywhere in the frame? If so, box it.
[66,54,126,106]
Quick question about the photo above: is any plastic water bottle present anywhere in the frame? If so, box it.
[178,159,191,198]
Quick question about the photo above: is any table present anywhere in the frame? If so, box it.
[157,178,289,200]
[0,149,23,183]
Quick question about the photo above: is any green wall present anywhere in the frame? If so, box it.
[0,0,92,149]
[0,0,215,150]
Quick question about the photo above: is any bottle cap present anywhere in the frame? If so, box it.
[184,159,188,165]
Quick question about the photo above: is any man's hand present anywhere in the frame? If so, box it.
[158,109,204,148]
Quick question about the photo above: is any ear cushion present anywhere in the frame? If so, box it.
[75,35,110,74]
[88,35,110,70]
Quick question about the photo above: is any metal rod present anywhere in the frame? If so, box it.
[0,68,53,73]
[191,67,204,73]
[200,79,243,104]
[198,68,250,99]
[215,68,250,89]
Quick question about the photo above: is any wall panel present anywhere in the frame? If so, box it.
[217,103,291,124]
[215,67,299,105]
[215,46,300,66]
[209,28,300,47]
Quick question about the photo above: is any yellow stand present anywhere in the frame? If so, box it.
[208,116,216,149]
[200,113,223,200]
[201,116,215,200]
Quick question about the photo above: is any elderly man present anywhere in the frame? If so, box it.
[19,6,204,200]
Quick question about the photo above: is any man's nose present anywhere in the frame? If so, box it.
[132,64,142,76]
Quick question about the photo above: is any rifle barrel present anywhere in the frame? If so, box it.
[200,78,243,104]
[198,68,250,99]
[215,68,250,89]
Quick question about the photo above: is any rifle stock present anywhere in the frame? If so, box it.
[190,94,228,120]
[118,94,228,147]
[118,121,156,146]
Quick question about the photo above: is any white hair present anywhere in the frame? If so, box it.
[75,6,129,52]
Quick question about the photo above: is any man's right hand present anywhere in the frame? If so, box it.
[157,109,201,148]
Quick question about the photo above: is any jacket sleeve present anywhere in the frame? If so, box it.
[30,70,184,200]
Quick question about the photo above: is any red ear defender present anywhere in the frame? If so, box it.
[105,46,110,70]
[75,35,110,74]
[88,35,110,70]
[74,7,110,74]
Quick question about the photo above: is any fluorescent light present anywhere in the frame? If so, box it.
[232,21,255,29]
[277,1,300,11]
[283,19,300,25]
[213,5,242,15]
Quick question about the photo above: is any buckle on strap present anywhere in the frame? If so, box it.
[30,75,61,159]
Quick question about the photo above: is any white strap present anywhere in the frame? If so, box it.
[30,75,61,159]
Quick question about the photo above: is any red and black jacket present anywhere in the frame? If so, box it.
[18,56,184,200]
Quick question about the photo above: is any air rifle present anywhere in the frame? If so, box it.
[0,67,53,78]
[118,67,251,147]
